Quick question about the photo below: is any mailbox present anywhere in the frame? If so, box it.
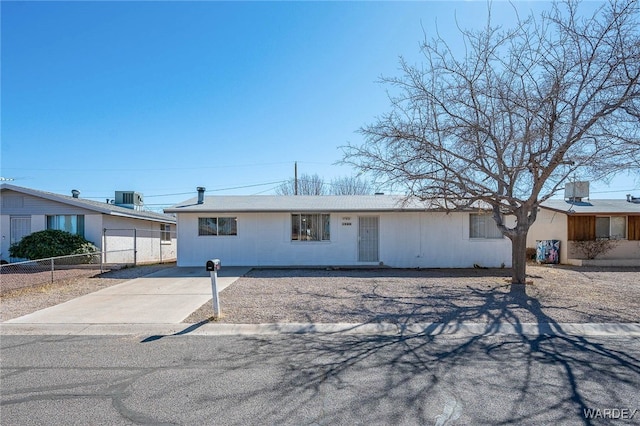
[206,259,221,271]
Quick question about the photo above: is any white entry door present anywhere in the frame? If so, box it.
[358,216,379,262]
[10,216,31,260]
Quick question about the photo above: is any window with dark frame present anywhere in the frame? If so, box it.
[291,214,330,241]
[46,215,85,237]
[160,224,171,242]
[595,216,626,240]
[198,217,237,236]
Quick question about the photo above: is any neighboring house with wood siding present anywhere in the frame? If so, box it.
[0,184,176,264]
[527,197,640,266]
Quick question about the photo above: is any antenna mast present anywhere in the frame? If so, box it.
[294,161,298,196]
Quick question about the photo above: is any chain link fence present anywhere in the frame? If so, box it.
[1,227,176,294]
[103,227,176,265]
[0,250,134,293]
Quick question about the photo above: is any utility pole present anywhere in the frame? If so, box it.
[294,161,298,196]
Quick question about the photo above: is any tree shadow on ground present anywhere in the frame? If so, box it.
[251,284,640,425]
[292,277,632,325]
[247,267,515,279]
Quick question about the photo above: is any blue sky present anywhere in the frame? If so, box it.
[2,1,637,211]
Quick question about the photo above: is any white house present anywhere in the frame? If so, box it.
[528,196,640,266]
[1,184,177,264]
[165,191,512,268]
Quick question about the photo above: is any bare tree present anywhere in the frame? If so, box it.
[343,1,640,288]
[329,176,373,195]
[276,173,326,195]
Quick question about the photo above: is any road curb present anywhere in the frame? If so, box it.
[2,322,639,337]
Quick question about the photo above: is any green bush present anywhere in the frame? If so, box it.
[9,229,98,260]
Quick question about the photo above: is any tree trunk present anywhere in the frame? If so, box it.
[510,232,528,289]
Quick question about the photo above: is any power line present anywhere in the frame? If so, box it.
[206,180,288,192]
[80,180,289,200]
[1,161,300,173]
[590,188,639,194]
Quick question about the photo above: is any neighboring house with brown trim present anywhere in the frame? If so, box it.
[0,184,177,264]
[527,197,640,266]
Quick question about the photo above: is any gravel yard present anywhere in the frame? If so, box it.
[2,263,638,325]
[184,265,640,324]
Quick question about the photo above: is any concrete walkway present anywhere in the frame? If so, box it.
[3,267,251,325]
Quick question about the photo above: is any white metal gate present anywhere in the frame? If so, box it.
[358,216,379,262]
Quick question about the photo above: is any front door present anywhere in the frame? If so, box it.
[10,216,31,260]
[358,216,379,262]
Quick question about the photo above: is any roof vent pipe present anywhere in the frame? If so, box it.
[197,187,206,204]
[71,189,80,198]
[627,194,632,202]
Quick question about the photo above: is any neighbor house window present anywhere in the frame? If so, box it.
[291,214,330,241]
[198,217,237,236]
[595,216,626,240]
[469,214,503,239]
[47,215,85,237]
[160,224,171,242]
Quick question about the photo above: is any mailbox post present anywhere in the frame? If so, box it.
[206,259,221,319]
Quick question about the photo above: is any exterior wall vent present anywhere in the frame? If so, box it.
[115,191,144,210]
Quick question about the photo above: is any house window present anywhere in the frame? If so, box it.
[469,214,503,239]
[292,214,330,241]
[47,215,85,237]
[198,217,237,236]
[160,224,171,242]
[595,216,626,240]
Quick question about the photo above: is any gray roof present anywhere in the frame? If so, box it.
[1,184,176,223]
[165,194,640,215]
[540,199,640,214]
[164,195,488,213]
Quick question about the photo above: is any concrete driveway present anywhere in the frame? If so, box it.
[4,267,251,324]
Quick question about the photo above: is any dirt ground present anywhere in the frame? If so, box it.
[184,265,640,325]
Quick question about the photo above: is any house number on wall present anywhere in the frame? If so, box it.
[342,216,352,226]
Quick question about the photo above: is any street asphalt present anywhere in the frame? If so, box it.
[2,334,639,425]
[2,267,639,425]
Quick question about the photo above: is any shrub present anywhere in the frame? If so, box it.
[9,230,98,260]
[571,239,618,260]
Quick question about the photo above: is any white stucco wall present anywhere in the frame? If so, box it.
[84,214,104,249]
[567,240,640,260]
[527,208,569,263]
[175,211,512,268]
